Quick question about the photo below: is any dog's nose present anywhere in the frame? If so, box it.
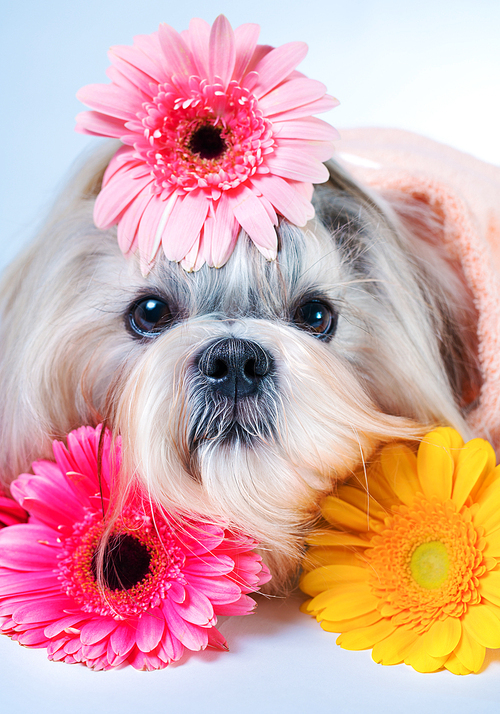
[198,338,272,398]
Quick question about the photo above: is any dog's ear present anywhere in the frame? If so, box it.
[68,140,121,202]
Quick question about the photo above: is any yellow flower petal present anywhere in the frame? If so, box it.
[472,464,500,501]
[336,485,387,520]
[453,626,485,673]
[482,528,500,557]
[479,570,500,606]
[380,443,420,507]
[404,635,448,673]
[321,496,377,531]
[474,480,500,533]
[371,627,418,665]
[417,431,454,501]
[452,439,496,510]
[302,547,363,573]
[443,652,472,675]
[320,610,382,632]
[305,531,369,548]
[300,564,368,597]
[462,604,500,648]
[317,586,379,621]
[337,619,396,651]
[432,426,465,459]
[299,598,312,614]
[352,461,396,508]
[422,617,462,658]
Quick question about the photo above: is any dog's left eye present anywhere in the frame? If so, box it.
[293,300,338,340]
[127,297,172,338]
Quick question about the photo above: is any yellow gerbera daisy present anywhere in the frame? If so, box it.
[300,427,500,674]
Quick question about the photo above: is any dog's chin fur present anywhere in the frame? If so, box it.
[0,143,481,594]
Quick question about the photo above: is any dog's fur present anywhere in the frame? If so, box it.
[0,142,481,593]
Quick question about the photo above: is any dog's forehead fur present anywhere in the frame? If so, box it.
[131,218,343,321]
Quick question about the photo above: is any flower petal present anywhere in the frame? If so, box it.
[300,564,369,597]
[380,443,420,507]
[272,117,339,142]
[473,479,500,533]
[316,586,379,621]
[79,618,118,645]
[266,147,330,183]
[305,531,369,548]
[321,495,376,532]
[462,604,500,649]
[336,619,396,651]
[453,626,486,673]
[404,636,448,673]
[185,18,210,76]
[232,23,260,81]
[371,627,418,665]
[249,42,308,98]
[208,15,236,87]
[76,84,141,121]
[250,174,314,227]
[157,24,198,89]
[452,438,495,510]
[75,111,126,138]
[479,570,500,606]
[260,78,328,117]
[225,186,277,257]
[161,191,209,262]
[136,609,165,652]
[417,430,454,502]
[319,609,382,633]
[423,617,462,658]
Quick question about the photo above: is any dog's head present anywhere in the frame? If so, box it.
[0,144,479,591]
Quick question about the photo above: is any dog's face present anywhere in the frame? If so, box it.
[0,147,478,591]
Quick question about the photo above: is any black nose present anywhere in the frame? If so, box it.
[198,338,273,398]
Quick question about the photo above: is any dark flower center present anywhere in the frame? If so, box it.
[188,124,227,160]
[92,533,152,591]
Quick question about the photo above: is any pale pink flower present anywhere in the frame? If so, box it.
[0,425,270,670]
[76,14,338,272]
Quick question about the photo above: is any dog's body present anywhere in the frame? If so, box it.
[0,130,489,592]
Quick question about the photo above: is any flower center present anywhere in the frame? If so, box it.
[410,541,449,590]
[188,124,227,160]
[91,533,152,591]
[365,496,487,631]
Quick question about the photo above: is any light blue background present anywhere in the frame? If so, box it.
[1,1,500,712]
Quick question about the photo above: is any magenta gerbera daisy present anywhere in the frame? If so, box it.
[76,14,339,272]
[0,425,270,670]
[0,493,27,529]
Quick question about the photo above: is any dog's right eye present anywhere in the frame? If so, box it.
[127,297,172,338]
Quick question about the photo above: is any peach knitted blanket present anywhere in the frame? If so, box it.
[336,128,500,447]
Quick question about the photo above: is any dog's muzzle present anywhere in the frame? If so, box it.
[197,338,273,399]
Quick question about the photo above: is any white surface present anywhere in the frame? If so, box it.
[1,1,500,711]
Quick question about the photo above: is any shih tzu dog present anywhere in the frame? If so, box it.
[0,137,482,593]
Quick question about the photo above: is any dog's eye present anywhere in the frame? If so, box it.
[127,297,172,338]
[293,300,338,340]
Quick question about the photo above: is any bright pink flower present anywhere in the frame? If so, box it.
[76,14,338,272]
[0,425,270,670]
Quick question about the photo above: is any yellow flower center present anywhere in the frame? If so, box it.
[410,541,449,589]
[366,495,487,633]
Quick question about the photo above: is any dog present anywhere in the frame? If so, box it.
[0,133,483,594]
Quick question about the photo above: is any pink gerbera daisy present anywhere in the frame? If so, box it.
[76,14,338,272]
[0,493,27,529]
[0,425,270,670]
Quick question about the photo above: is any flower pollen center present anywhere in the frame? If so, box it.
[92,533,152,591]
[410,540,449,590]
[188,124,227,160]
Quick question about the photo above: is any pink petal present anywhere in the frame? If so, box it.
[79,617,118,645]
[110,623,137,656]
[136,609,165,652]
[44,615,86,638]
[208,15,236,87]
[163,601,208,651]
[232,23,260,81]
[180,231,205,272]
[248,42,308,98]
[16,626,50,646]
[161,190,209,262]
[0,524,59,570]
[111,38,165,85]
[225,186,278,257]
[0,496,27,527]
[213,594,257,616]
[266,147,330,183]
[259,78,328,117]
[183,553,234,577]
[158,24,198,90]
[268,94,339,122]
[250,174,314,226]
[94,163,153,229]
[207,627,229,651]
[136,192,176,270]
[173,584,215,626]
[203,193,239,268]
[117,189,153,256]
[12,597,75,624]
[107,52,158,97]
[185,18,210,76]
[272,116,340,141]
[0,571,60,597]
[186,574,243,604]
[276,137,335,162]
[76,84,142,121]
[158,627,185,662]
[75,111,126,138]
[128,649,165,671]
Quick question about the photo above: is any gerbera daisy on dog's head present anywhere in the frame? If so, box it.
[76,14,338,272]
